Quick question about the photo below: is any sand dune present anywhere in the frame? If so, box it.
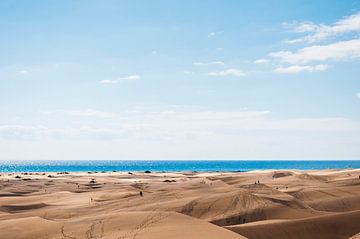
[0,212,245,239]
[226,210,360,239]
[0,169,359,238]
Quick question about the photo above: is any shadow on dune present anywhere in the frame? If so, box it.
[0,203,49,213]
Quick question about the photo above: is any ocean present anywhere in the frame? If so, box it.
[0,160,359,173]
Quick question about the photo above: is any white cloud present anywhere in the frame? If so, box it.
[1,111,271,141]
[260,13,360,72]
[2,111,360,160]
[100,80,118,84]
[254,59,270,64]
[216,47,224,51]
[0,125,119,141]
[16,70,31,76]
[43,109,115,118]
[212,61,225,65]
[3,111,360,142]
[119,75,140,80]
[193,62,204,66]
[285,12,360,43]
[193,61,225,66]
[100,75,140,84]
[65,109,115,118]
[0,125,47,140]
[183,71,195,75]
[274,64,329,73]
[208,68,245,77]
[208,31,222,37]
[270,39,360,64]
[264,13,360,72]
[356,92,360,99]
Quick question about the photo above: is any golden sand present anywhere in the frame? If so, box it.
[0,169,360,239]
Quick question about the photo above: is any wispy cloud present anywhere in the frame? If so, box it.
[16,70,31,76]
[2,110,360,160]
[100,80,118,84]
[43,109,115,118]
[0,125,119,141]
[193,61,225,66]
[254,59,269,64]
[208,68,245,77]
[274,64,329,73]
[284,12,360,43]
[100,75,140,84]
[208,31,222,37]
[356,92,360,99]
[270,39,360,64]
[3,111,360,142]
[0,125,46,140]
[183,71,195,75]
[261,13,360,73]
[0,63,62,79]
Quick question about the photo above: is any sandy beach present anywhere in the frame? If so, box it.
[0,169,359,239]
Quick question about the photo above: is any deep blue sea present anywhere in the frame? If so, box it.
[0,160,359,173]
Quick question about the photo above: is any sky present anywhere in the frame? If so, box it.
[1,0,360,160]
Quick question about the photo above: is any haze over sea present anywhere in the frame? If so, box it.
[0,160,359,173]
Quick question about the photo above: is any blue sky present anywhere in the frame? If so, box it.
[1,0,360,160]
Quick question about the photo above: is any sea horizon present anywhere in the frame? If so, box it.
[1,160,359,173]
